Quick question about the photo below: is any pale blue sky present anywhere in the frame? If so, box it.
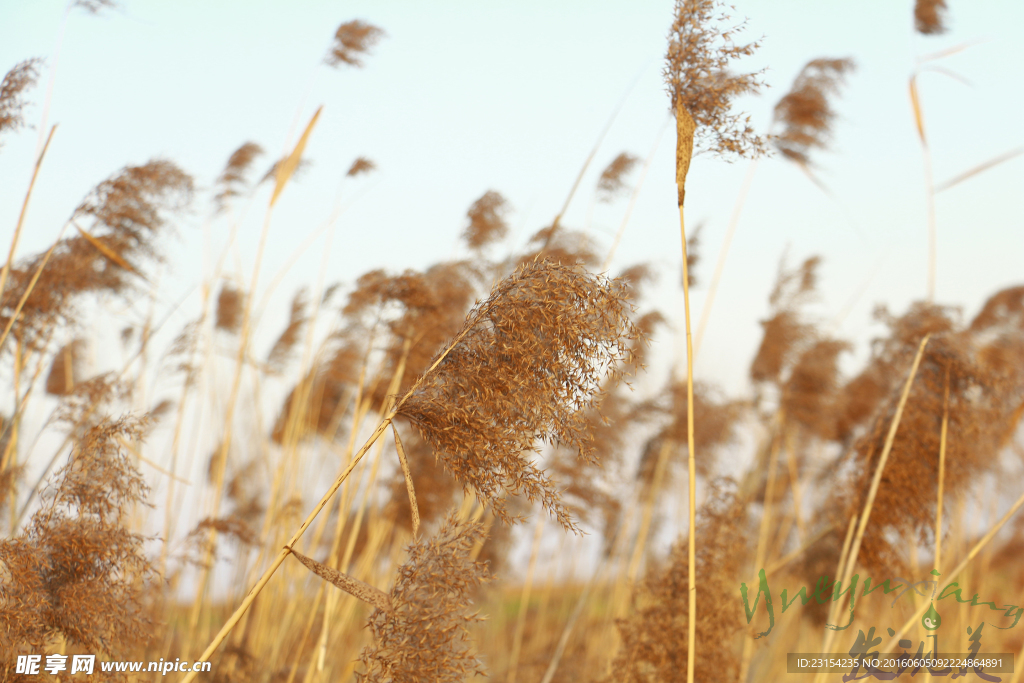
[3,1,1021,403]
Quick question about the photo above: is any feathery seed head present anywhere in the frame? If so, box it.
[397,258,644,532]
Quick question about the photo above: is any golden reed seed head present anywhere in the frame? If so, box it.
[462,190,510,250]
[663,0,768,161]
[213,141,263,211]
[346,156,376,177]
[397,258,645,533]
[0,58,42,149]
[357,511,491,682]
[325,20,386,68]
[914,0,949,35]
[773,58,855,166]
[597,152,641,202]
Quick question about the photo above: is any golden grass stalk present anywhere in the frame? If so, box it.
[880,484,1024,654]
[0,125,56,308]
[815,334,931,672]
[507,514,545,683]
[934,364,949,571]
[675,97,700,683]
[934,146,1023,193]
[738,417,784,683]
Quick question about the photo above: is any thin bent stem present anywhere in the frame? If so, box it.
[0,125,57,308]
[816,334,931,670]
[693,158,758,357]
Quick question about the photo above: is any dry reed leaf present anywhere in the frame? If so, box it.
[909,75,927,145]
[935,146,1024,193]
[270,106,322,207]
[75,225,144,280]
[288,548,391,613]
[396,258,643,532]
[391,423,420,537]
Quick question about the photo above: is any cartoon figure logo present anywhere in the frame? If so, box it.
[922,603,941,631]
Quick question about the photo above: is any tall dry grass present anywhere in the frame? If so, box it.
[1,3,1023,683]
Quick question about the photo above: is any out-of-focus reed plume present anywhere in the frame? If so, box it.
[347,156,376,178]
[597,152,640,202]
[0,58,42,150]
[397,258,644,532]
[773,58,856,167]
[45,339,87,396]
[915,0,949,35]
[266,288,309,373]
[215,282,244,334]
[462,190,510,251]
[325,20,386,69]
[214,142,263,212]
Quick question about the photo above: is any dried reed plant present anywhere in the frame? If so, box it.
[1,160,192,354]
[0,418,154,677]
[664,4,767,679]
[610,479,749,683]
[835,298,1024,575]
[396,258,643,532]
[355,511,492,682]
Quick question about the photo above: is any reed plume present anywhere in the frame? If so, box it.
[0,418,154,674]
[326,20,386,68]
[665,0,767,167]
[611,479,748,683]
[773,58,855,167]
[462,190,510,251]
[396,258,643,532]
[914,0,949,35]
[215,282,244,333]
[597,152,640,202]
[347,156,376,177]
[356,511,492,682]
[0,58,42,150]
[214,141,263,211]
